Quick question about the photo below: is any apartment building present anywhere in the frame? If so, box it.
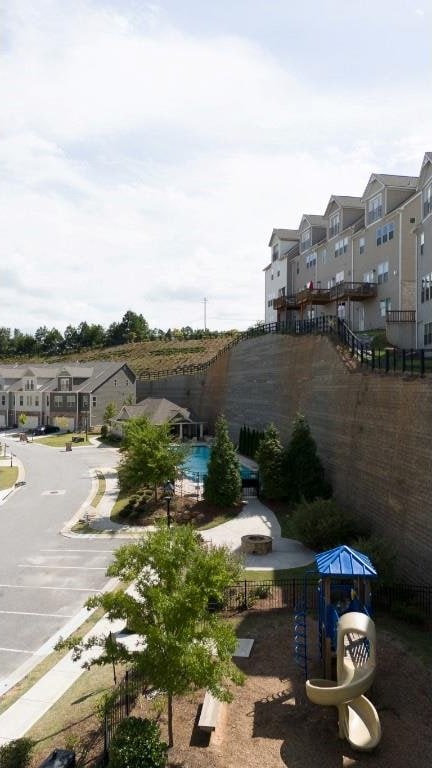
[264,229,299,323]
[267,152,432,348]
[0,361,136,430]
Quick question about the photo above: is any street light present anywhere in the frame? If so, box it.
[163,481,175,528]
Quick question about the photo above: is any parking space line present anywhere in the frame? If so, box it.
[0,584,99,592]
[0,647,33,654]
[18,565,106,570]
[40,548,115,554]
[0,610,74,618]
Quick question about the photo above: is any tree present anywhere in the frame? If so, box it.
[104,401,117,425]
[118,417,187,500]
[255,423,284,499]
[282,413,332,503]
[66,526,244,747]
[204,415,241,507]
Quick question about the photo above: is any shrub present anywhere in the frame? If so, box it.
[350,535,396,584]
[108,717,167,768]
[204,415,241,507]
[101,424,108,439]
[292,497,358,550]
[282,414,332,503]
[0,738,34,768]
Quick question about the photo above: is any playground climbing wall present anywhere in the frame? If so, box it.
[137,333,432,584]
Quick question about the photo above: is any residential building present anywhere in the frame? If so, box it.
[0,362,136,430]
[112,397,205,440]
[264,229,299,323]
[267,152,432,347]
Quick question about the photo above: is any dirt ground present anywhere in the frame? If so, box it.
[136,611,432,768]
[29,610,432,767]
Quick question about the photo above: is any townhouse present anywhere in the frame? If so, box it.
[266,152,431,348]
[0,361,136,430]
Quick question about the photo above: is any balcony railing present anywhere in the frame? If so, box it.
[386,310,416,323]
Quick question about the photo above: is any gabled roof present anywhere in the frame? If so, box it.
[116,397,199,425]
[0,361,135,393]
[315,545,377,577]
[362,173,418,201]
[300,214,327,229]
[324,195,363,217]
[417,152,432,190]
[268,228,299,247]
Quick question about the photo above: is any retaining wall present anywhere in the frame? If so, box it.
[137,334,432,583]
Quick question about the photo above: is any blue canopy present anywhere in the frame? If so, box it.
[315,545,377,578]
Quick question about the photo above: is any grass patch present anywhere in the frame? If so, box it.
[39,432,91,448]
[197,510,238,530]
[0,466,18,490]
[110,490,135,522]
[91,471,106,508]
[242,564,316,581]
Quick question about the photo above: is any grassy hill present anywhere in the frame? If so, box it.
[1,335,238,379]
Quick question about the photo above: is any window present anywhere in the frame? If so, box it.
[276,270,280,277]
[421,274,432,303]
[363,270,375,283]
[368,193,383,223]
[19,395,23,406]
[377,261,389,284]
[300,227,311,252]
[60,378,70,391]
[1,395,5,406]
[359,237,365,255]
[376,222,394,246]
[306,252,317,269]
[83,395,89,407]
[296,261,299,275]
[92,396,97,407]
[329,212,341,238]
[46,396,49,406]
[272,244,279,261]
[24,378,34,391]
[67,395,75,406]
[327,277,336,288]
[271,273,274,280]
[54,395,62,407]
[424,184,432,218]
[320,248,327,264]
[35,396,39,406]
[334,238,348,257]
[420,232,425,256]
[26,396,32,406]
[379,298,391,317]
[424,322,432,346]
[335,271,345,284]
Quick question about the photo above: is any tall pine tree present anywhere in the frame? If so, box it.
[282,413,331,503]
[204,415,242,507]
[255,423,285,499]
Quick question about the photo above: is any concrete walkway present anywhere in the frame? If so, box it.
[0,457,315,745]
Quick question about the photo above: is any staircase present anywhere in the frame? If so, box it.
[293,601,308,679]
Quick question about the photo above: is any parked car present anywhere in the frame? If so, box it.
[31,425,61,436]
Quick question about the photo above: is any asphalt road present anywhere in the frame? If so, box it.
[0,437,123,689]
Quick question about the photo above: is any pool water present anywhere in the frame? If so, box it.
[182,444,256,480]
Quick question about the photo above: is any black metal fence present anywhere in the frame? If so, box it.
[103,667,148,762]
[222,578,432,619]
[139,316,432,380]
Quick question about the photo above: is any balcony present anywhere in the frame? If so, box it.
[329,282,377,301]
[273,295,301,311]
[386,310,416,323]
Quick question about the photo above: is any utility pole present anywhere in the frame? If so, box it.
[202,297,208,331]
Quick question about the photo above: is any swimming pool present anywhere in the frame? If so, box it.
[182,444,256,480]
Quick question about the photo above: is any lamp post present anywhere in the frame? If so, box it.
[83,410,89,440]
[163,481,175,528]
[10,451,13,468]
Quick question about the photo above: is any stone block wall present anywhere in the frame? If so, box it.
[138,334,432,583]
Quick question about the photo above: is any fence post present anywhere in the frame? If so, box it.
[402,349,406,372]
[104,715,109,764]
[385,348,390,372]
[421,349,425,376]
[244,580,248,610]
[125,669,130,715]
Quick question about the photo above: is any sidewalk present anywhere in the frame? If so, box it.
[0,460,314,745]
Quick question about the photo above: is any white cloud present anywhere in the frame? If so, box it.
[0,0,431,334]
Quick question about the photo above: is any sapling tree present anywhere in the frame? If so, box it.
[118,417,188,500]
[59,525,244,748]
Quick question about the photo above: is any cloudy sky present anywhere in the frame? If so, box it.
[1,0,431,334]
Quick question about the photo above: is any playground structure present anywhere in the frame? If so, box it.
[297,545,382,751]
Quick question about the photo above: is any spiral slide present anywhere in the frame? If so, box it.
[306,612,381,751]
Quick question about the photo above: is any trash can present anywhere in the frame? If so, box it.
[66,443,72,452]
[38,749,76,767]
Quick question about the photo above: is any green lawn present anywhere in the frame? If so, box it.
[0,466,18,490]
[242,564,316,582]
[38,432,91,448]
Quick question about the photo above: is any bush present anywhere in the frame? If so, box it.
[350,535,395,584]
[291,497,358,550]
[0,738,34,768]
[108,717,167,768]
[100,424,108,439]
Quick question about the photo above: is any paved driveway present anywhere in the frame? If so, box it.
[0,438,123,692]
